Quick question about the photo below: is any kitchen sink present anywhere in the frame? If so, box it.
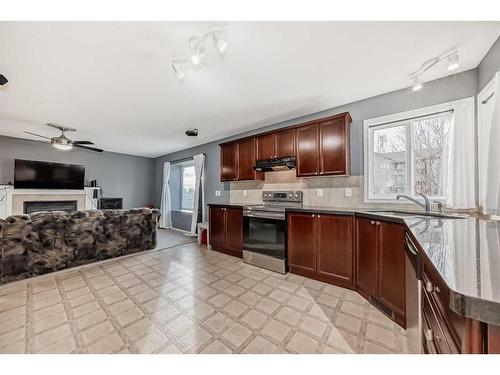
[369,210,468,219]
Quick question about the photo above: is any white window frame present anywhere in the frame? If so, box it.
[180,163,195,212]
[363,100,457,204]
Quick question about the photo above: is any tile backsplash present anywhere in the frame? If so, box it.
[229,170,415,209]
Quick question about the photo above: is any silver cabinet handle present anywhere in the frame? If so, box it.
[312,214,315,218]
[317,215,321,218]
[376,221,381,226]
[425,329,434,342]
[371,220,375,225]
[425,281,440,294]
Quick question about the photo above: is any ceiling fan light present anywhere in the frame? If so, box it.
[412,78,423,92]
[447,54,459,71]
[53,143,73,151]
[213,33,228,54]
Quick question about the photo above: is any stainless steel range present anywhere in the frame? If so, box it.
[243,191,303,274]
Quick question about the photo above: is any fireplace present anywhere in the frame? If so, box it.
[24,200,78,214]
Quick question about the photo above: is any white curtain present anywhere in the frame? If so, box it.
[443,97,476,209]
[190,154,205,235]
[159,161,172,229]
[484,73,500,215]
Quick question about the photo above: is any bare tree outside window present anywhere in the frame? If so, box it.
[412,114,451,197]
[369,111,452,200]
[372,124,407,197]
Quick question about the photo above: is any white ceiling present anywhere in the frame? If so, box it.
[1,21,499,158]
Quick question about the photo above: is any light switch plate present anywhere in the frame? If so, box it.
[317,188,323,197]
[345,188,352,197]
[215,190,221,197]
[243,190,247,196]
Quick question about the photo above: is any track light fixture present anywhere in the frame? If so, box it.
[172,30,228,79]
[409,50,460,92]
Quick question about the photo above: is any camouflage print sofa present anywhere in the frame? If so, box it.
[0,208,160,285]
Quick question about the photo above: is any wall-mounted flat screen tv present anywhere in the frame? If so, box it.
[14,159,85,189]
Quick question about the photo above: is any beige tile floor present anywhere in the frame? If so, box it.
[0,240,408,354]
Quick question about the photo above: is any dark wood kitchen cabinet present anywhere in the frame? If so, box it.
[296,124,319,177]
[296,113,351,177]
[287,212,316,274]
[220,143,238,182]
[288,212,354,289]
[355,217,406,327]
[209,206,243,258]
[220,139,263,182]
[220,112,350,181]
[355,218,378,297]
[319,117,350,175]
[256,128,296,160]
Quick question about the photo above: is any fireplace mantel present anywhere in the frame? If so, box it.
[0,186,100,218]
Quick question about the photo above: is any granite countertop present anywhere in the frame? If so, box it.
[208,202,500,324]
[403,216,500,325]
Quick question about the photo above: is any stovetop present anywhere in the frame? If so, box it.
[244,204,302,213]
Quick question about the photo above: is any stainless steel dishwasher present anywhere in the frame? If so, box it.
[405,232,422,353]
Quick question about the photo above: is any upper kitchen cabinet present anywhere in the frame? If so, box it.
[296,113,351,177]
[220,139,263,182]
[220,143,238,181]
[220,112,351,181]
[256,128,296,160]
[296,124,319,176]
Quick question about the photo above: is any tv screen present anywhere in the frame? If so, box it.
[14,159,85,190]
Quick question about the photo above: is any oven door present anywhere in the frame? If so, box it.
[243,215,286,260]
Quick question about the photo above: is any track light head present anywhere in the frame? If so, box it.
[213,32,228,54]
[0,74,8,86]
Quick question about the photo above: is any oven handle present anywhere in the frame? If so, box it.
[243,211,285,220]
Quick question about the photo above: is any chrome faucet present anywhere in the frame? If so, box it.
[396,193,431,212]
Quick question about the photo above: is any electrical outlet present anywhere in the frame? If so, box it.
[345,188,352,197]
[317,188,323,197]
[215,190,221,197]
[243,190,247,196]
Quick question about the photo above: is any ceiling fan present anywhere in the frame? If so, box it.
[24,123,104,153]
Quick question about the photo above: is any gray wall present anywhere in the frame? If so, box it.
[478,36,500,90]
[154,69,478,207]
[0,135,155,209]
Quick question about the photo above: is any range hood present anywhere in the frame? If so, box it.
[254,156,296,172]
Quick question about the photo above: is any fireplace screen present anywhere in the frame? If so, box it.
[24,200,78,214]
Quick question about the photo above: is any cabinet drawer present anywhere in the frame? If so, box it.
[422,289,459,354]
[423,259,465,350]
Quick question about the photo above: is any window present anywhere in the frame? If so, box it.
[364,106,453,202]
[181,164,196,211]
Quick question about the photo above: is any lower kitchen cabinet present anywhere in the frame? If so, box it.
[287,212,354,289]
[209,206,243,258]
[355,217,406,328]
[488,325,500,353]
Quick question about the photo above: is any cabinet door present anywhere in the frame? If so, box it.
[256,134,275,160]
[220,143,238,181]
[377,221,406,318]
[237,138,259,180]
[317,214,354,288]
[296,124,319,177]
[274,129,296,158]
[319,117,349,175]
[209,207,226,250]
[225,208,243,257]
[287,212,316,275]
[356,218,378,297]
